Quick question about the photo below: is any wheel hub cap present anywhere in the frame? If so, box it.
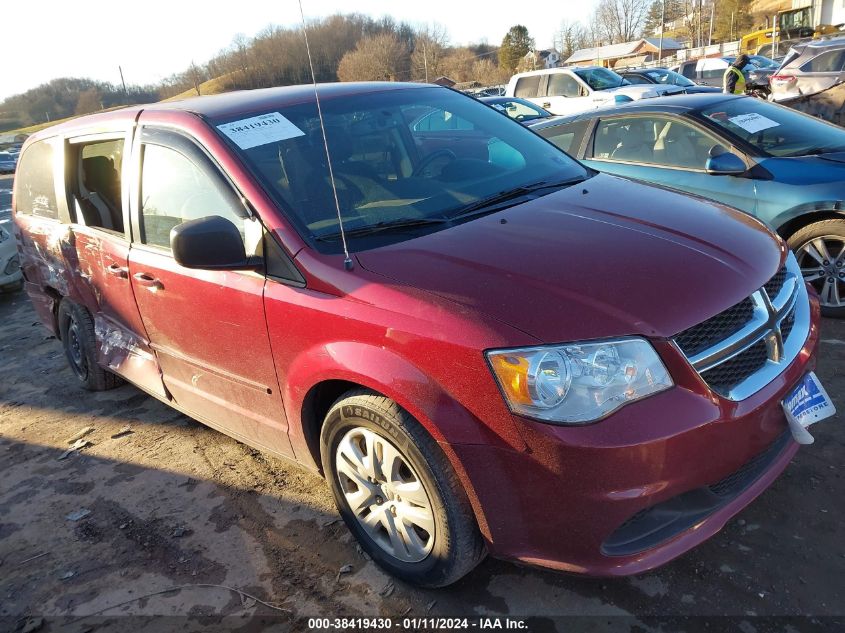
[798,237,845,308]
[335,427,435,563]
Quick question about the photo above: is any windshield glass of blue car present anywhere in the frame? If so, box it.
[644,69,694,87]
[214,87,590,252]
[701,98,845,157]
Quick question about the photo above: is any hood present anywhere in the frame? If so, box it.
[356,174,783,343]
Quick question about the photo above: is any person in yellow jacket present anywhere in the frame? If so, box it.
[723,55,749,94]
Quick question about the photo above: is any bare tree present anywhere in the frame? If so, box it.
[592,0,650,44]
[553,19,590,61]
[187,62,205,96]
[410,23,450,82]
[337,33,411,82]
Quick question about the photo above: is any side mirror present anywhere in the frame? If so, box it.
[705,152,747,175]
[171,215,257,270]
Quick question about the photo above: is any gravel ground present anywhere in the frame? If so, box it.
[0,272,843,632]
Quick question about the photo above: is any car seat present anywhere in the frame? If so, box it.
[610,120,654,162]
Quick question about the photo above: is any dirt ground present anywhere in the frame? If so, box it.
[1,277,843,632]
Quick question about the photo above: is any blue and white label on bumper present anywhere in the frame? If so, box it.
[783,372,836,445]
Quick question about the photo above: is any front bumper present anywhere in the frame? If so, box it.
[454,291,821,576]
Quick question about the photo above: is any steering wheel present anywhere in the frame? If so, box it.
[412,149,458,178]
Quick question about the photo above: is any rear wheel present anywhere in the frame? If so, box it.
[320,390,485,587]
[57,300,121,391]
[788,219,845,318]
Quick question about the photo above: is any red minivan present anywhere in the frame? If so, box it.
[12,83,829,587]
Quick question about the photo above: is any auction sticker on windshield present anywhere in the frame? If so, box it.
[217,112,305,149]
[783,372,836,444]
[728,113,780,134]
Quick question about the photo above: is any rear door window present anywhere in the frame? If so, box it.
[71,138,125,233]
[14,141,59,220]
[536,120,589,155]
[799,49,845,73]
[514,75,542,98]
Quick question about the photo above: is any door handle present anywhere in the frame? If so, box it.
[106,263,128,279]
[133,272,163,290]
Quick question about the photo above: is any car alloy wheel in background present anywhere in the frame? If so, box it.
[789,219,845,317]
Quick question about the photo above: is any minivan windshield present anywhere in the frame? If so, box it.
[573,68,627,90]
[700,97,845,157]
[213,86,590,252]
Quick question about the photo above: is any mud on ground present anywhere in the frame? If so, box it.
[0,287,843,632]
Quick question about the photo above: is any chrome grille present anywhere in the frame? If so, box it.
[674,298,755,357]
[673,253,810,401]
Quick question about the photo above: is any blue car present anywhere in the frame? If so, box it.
[529,94,845,316]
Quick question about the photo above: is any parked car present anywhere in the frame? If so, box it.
[479,96,552,123]
[528,93,845,315]
[505,66,684,116]
[619,67,722,94]
[671,56,778,96]
[14,82,825,587]
[0,224,22,291]
[770,36,845,102]
[0,151,17,174]
[756,38,810,64]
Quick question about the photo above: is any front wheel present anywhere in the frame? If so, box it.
[787,219,845,317]
[320,390,485,587]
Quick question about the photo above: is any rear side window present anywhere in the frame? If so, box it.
[547,73,581,98]
[622,74,649,84]
[72,138,125,233]
[15,141,58,220]
[799,49,845,73]
[514,76,541,98]
[140,143,246,249]
[537,120,588,154]
[680,63,696,78]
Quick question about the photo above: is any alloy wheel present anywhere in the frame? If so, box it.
[797,236,845,309]
[334,427,435,563]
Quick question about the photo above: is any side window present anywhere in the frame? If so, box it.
[72,139,125,233]
[594,116,719,169]
[14,141,59,220]
[514,75,541,98]
[140,144,246,250]
[680,63,696,79]
[800,50,845,73]
[537,120,588,154]
[622,74,649,85]
[546,73,581,98]
[411,109,474,132]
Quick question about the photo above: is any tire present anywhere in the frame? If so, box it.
[787,219,845,318]
[57,300,121,391]
[320,389,485,587]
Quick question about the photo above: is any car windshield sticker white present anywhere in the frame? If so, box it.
[728,113,780,134]
[217,112,305,149]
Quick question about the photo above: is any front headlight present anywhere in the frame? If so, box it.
[486,338,673,424]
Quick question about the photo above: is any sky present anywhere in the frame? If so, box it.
[0,0,599,101]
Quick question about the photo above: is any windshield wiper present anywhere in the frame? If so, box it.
[314,216,450,241]
[448,177,588,220]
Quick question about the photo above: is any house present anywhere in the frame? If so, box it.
[565,38,685,68]
[523,49,561,69]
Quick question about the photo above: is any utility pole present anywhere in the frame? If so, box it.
[658,0,665,63]
[709,1,715,46]
[118,66,129,102]
[422,39,429,83]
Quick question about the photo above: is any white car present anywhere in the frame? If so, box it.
[0,225,22,291]
[505,66,684,116]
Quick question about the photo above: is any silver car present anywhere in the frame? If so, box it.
[770,36,845,102]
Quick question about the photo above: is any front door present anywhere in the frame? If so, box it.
[127,126,293,458]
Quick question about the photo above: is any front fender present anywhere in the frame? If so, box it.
[768,201,845,236]
[282,341,526,463]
